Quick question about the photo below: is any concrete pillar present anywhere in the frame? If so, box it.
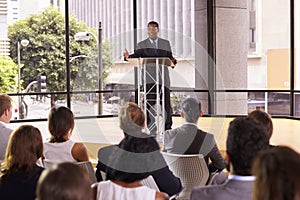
[215,0,248,115]
[194,0,209,113]
[194,0,248,115]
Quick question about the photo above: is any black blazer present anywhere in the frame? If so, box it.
[128,38,175,87]
[96,144,182,196]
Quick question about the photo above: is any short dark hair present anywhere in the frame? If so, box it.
[147,21,159,28]
[227,117,269,175]
[36,163,92,200]
[48,106,74,142]
[106,135,162,183]
[248,109,273,139]
[181,98,201,123]
[0,94,12,117]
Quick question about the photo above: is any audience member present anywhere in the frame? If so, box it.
[36,162,92,200]
[163,97,226,173]
[0,94,13,160]
[95,135,169,200]
[252,146,300,200]
[96,102,182,197]
[191,117,270,200]
[43,106,89,162]
[248,109,274,147]
[0,125,44,200]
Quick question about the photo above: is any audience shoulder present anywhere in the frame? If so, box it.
[155,191,169,200]
[71,142,89,162]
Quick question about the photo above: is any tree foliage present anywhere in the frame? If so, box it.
[0,56,18,93]
[8,6,113,94]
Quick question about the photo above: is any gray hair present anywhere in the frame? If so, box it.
[181,98,201,123]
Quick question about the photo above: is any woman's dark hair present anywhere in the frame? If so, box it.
[252,146,300,200]
[248,109,273,139]
[36,163,92,200]
[48,106,74,142]
[0,125,43,181]
[106,135,162,183]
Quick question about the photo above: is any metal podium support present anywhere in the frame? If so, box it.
[128,57,174,140]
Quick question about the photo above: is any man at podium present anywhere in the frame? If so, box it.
[124,21,177,133]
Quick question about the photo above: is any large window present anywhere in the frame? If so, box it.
[1,0,300,120]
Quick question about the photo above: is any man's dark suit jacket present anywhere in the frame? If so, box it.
[163,123,226,172]
[128,38,175,87]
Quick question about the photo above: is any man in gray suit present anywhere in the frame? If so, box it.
[163,97,226,173]
[190,117,270,200]
[0,94,13,160]
[124,21,177,133]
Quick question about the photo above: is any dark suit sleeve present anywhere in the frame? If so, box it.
[128,42,144,58]
[207,143,226,172]
[166,40,174,60]
[150,166,182,196]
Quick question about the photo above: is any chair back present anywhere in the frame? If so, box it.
[43,160,97,183]
[43,159,56,169]
[75,161,98,183]
[141,175,160,191]
[161,152,209,200]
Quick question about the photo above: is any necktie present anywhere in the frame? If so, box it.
[153,41,157,49]
[153,41,158,56]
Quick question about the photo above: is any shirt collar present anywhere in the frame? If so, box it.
[0,121,7,126]
[149,38,158,44]
[183,122,198,127]
[228,174,256,181]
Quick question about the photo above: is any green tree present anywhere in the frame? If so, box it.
[0,56,18,93]
[8,6,113,95]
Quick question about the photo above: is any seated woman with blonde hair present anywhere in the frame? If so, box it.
[0,125,44,200]
[95,135,169,200]
[96,102,182,197]
[43,106,89,163]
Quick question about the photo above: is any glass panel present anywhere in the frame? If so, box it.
[294,93,300,117]
[295,0,300,90]
[171,91,209,115]
[11,93,67,120]
[247,0,290,90]
[5,3,66,120]
[248,92,290,116]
